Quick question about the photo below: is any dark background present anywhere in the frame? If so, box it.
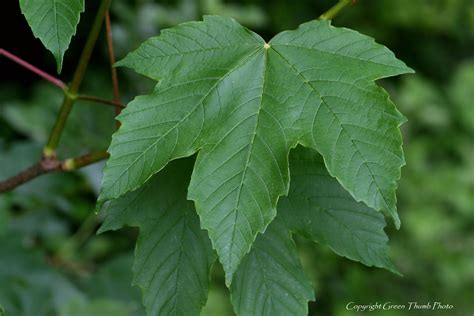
[1,0,473,315]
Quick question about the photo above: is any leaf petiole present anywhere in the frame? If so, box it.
[319,0,355,20]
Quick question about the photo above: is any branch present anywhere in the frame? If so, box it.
[319,0,355,20]
[0,48,66,90]
[45,0,112,155]
[0,151,109,194]
[104,10,122,121]
[0,162,52,193]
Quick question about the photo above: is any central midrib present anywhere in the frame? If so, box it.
[227,47,269,272]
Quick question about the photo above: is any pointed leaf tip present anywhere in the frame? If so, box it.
[20,0,85,74]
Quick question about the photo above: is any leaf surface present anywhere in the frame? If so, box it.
[230,219,314,316]
[269,22,413,228]
[19,0,85,72]
[99,16,411,281]
[280,147,398,273]
[99,158,215,316]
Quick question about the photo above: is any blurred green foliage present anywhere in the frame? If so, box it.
[1,0,473,315]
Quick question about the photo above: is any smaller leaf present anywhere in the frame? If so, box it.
[230,218,314,316]
[279,147,399,274]
[19,0,85,72]
[99,158,216,316]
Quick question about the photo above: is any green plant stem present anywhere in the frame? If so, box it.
[319,0,354,20]
[54,212,100,262]
[70,212,100,249]
[51,212,101,274]
[45,0,112,155]
[62,151,110,170]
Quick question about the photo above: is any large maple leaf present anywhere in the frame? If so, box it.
[98,16,412,283]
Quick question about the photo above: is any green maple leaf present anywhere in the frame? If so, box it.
[98,158,215,316]
[98,16,412,283]
[280,147,399,273]
[19,0,85,73]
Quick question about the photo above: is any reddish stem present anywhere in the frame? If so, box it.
[0,48,67,90]
[105,11,122,122]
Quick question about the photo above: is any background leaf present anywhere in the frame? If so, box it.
[280,147,398,273]
[230,218,314,316]
[19,0,85,72]
[99,158,215,316]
